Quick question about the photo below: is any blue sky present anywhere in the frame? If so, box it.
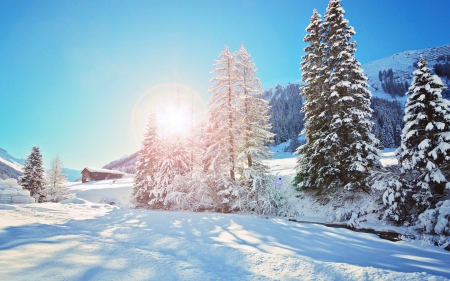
[1,0,449,170]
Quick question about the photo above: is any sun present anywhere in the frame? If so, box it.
[131,83,207,146]
[157,105,191,136]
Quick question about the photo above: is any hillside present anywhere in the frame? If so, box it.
[0,148,23,179]
[102,152,138,174]
[363,43,450,101]
[2,151,449,280]
[0,147,81,181]
[264,44,450,149]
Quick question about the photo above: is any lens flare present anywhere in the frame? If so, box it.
[131,83,206,146]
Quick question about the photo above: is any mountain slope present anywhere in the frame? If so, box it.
[264,44,450,149]
[102,152,138,174]
[363,43,450,101]
[0,148,23,179]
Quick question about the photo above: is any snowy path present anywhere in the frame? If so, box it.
[1,202,450,281]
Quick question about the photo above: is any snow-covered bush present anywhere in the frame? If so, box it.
[415,200,450,236]
[414,200,450,248]
[369,166,412,224]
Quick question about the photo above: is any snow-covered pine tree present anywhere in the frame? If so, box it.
[207,46,240,181]
[44,155,70,202]
[133,113,160,207]
[151,133,191,209]
[235,44,274,190]
[397,56,450,202]
[19,146,46,202]
[321,0,379,191]
[296,8,339,191]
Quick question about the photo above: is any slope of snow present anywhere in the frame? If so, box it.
[362,44,450,102]
[1,200,450,280]
[68,178,134,207]
[2,152,450,280]
[0,152,22,172]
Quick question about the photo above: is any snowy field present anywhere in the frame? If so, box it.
[1,150,450,280]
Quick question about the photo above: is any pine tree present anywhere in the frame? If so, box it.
[151,132,191,209]
[296,8,340,191]
[19,146,46,202]
[296,1,379,192]
[207,46,240,181]
[322,0,379,190]
[397,56,450,200]
[44,155,70,202]
[133,113,160,207]
[235,44,274,190]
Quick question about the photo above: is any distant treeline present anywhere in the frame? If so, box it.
[434,55,450,81]
[378,69,409,98]
[264,84,405,149]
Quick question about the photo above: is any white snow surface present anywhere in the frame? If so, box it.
[1,151,450,280]
[83,167,123,174]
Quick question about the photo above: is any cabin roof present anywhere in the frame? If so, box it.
[82,167,123,175]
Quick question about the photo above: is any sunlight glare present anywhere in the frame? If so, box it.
[158,105,191,136]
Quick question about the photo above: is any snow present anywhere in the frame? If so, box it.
[83,167,123,174]
[0,156,22,172]
[362,44,450,103]
[1,151,449,280]
[379,148,399,166]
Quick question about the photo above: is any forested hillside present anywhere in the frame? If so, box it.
[102,152,138,174]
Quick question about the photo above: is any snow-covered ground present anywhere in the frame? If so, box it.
[1,150,449,280]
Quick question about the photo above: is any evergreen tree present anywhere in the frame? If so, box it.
[44,155,70,202]
[323,0,379,191]
[296,8,338,191]
[297,0,379,192]
[235,44,274,190]
[133,113,160,207]
[397,56,450,200]
[151,129,191,209]
[19,146,46,202]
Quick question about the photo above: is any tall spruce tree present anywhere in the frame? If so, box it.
[296,0,379,192]
[397,56,450,200]
[323,0,379,191]
[19,146,46,202]
[133,113,160,207]
[296,8,337,191]
[235,44,274,190]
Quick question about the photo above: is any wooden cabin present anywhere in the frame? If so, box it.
[81,167,123,183]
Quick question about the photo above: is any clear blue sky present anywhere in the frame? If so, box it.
[1,0,449,170]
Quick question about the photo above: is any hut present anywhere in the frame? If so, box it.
[81,167,123,183]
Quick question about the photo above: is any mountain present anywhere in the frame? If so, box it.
[263,82,304,151]
[363,43,450,101]
[102,152,139,174]
[0,147,81,182]
[264,43,450,149]
[0,147,23,179]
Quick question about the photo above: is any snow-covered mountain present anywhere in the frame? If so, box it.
[102,152,138,174]
[0,147,23,179]
[264,43,450,148]
[363,43,450,101]
[0,147,81,181]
